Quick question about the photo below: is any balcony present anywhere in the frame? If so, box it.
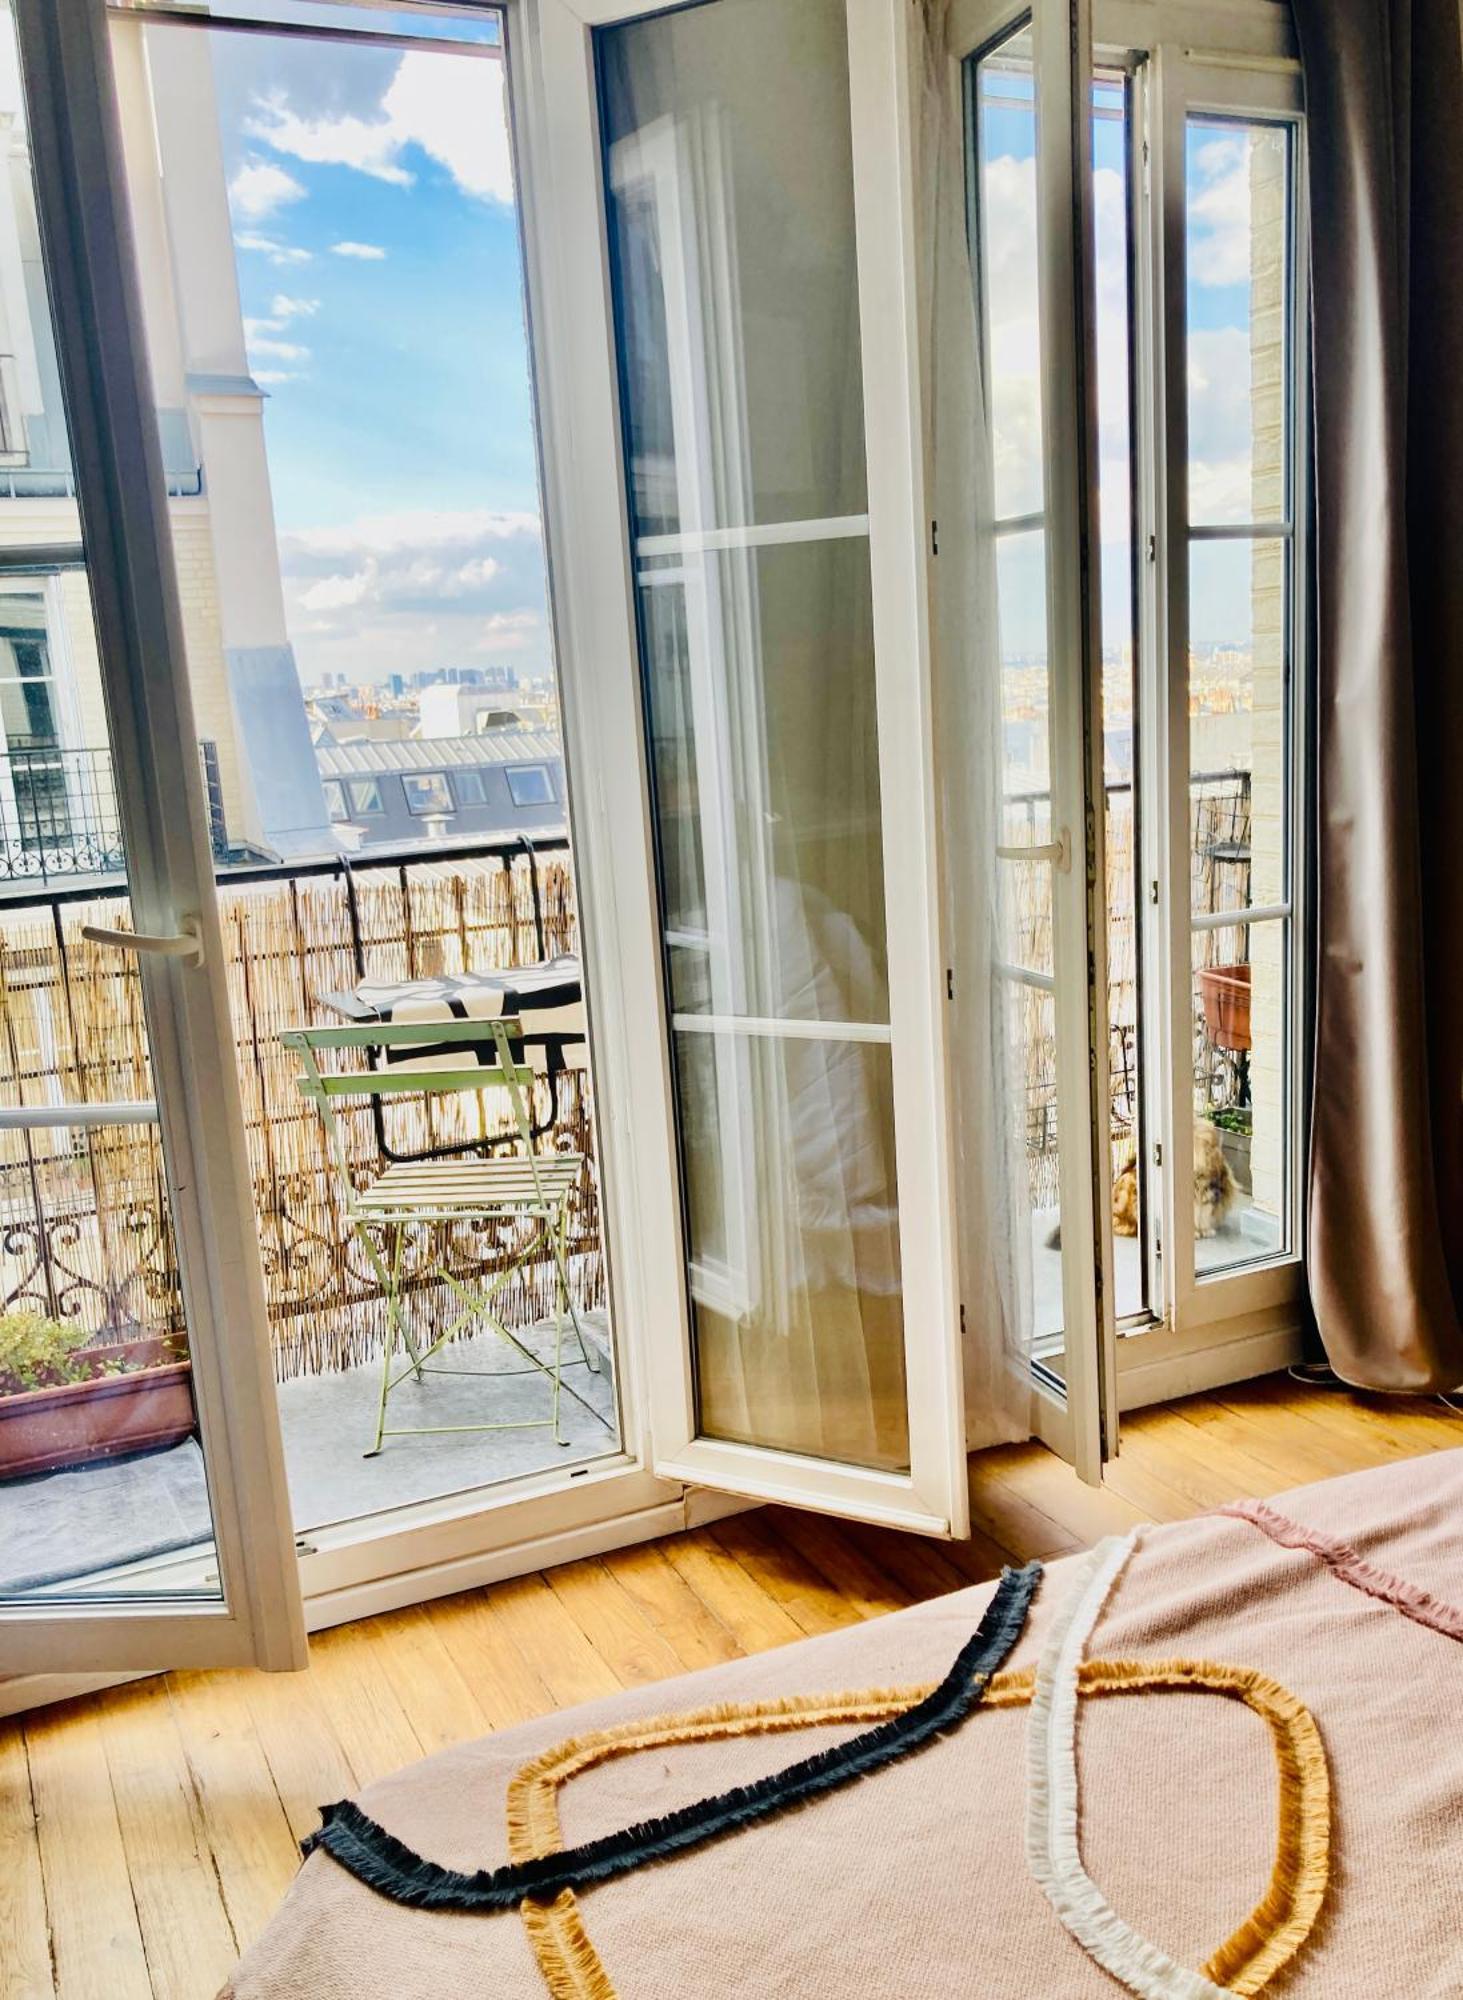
[0,772,1270,1591]
[0,831,617,1594]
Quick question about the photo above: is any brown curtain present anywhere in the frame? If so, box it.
[1294,0,1463,1387]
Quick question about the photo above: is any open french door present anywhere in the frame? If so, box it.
[958,0,1120,1479]
[0,0,304,1675]
[520,0,1115,1531]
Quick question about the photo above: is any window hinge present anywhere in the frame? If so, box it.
[1146,533,1156,563]
[1154,1140,1163,1166]
[946,965,955,1000]
[959,1301,967,1335]
[1149,877,1159,905]
[931,518,940,556]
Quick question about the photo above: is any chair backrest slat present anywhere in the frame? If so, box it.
[283,1017,542,1209]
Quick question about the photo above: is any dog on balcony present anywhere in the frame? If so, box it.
[1047,1123,1236,1246]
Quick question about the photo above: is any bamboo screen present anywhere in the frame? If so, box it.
[0,847,604,1381]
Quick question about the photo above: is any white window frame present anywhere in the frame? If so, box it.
[518,0,974,1535]
[1111,0,1310,1389]
[0,0,306,1678]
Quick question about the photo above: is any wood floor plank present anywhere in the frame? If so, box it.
[709,1514,868,1637]
[300,1622,429,1785]
[94,1683,237,2000]
[597,1541,745,1674]
[660,1530,805,1653]
[0,1721,54,2000]
[236,1660,358,1849]
[763,1511,915,1619]
[163,1670,302,1956]
[420,1589,559,1730]
[546,1557,686,1688]
[346,1604,495,1758]
[24,1703,151,2000]
[840,1521,975,1603]
[481,1573,623,1710]
[984,1443,1149,1541]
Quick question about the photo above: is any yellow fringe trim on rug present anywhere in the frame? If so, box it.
[506,1659,1329,2000]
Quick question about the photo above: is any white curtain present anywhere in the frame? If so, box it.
[917,0,1035,1449]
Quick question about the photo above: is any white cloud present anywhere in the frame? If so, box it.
[381,52,513,203]
[271,293,320,320]
[244,50,513,209]
[1188,324,1254,522]
[1188,135,1251,288]
[228,159,306,223]
[253,369,301,386]
[245,95,414,186]
[301,569,374,611]
[249,335,310,362]
[331,240,387,261]
[279,509,548,681]
[235,231,313,267]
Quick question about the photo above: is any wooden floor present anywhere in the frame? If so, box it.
[5,1369,1463,2000]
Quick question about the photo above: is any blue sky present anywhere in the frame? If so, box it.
[209,12,555,685]
[979,74,1277,659]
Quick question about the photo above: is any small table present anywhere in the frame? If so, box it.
[318,957,587,1155]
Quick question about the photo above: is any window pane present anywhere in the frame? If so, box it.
[108,2,623,1542]
[1189,538,1289,917]
[638,539,888,1024]
[1186,117,1291,526]
[602,0,905,1471]
[504,764,551,808]
[1192,917,1289,1275]
[452,768,486,807]
[402,772,452,815]
[975,51,1147,1334]
[601,0,867,536]
[672,1024,907,1471]
[974,35,1043,521]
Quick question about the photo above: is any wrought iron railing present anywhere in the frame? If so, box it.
[1003,768,1253,1208]
[0,741,231,884]
[0,834,597,1380]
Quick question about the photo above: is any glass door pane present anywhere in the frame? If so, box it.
[0,0,299,1659]
[1184,113,1298,1282]
[968,11,1127,1430]
[106,0,625,1545]
[600,0,909,1474]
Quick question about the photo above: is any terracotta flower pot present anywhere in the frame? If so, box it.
[0,1337,195,1482]
[1198,962,1252,1052]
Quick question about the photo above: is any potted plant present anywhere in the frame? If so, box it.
[1205,1105,1253,1195]
[0,1311,194,1482]
[1197,962,1251,1051]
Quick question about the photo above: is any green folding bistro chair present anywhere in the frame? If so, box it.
[282,1017,600,1458]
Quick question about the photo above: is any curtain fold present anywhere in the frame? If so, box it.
[1293,0,1463,1387]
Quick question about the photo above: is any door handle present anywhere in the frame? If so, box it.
[80,917,205,966]
[996,826,1072,873]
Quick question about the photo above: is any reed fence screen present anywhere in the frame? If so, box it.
[0,844,603,1380]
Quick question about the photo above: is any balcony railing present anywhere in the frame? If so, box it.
[0,741,232,885]
[0,771,1258,1377]
[1003,768,1254,1208]
[0,835,597,1381]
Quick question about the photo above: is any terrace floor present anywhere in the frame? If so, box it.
[1029,1197,1284,1339]
[6,1370,1461,1998]
[0,1312,619,1598]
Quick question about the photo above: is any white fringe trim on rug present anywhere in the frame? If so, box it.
[1025,1529,1237,2000]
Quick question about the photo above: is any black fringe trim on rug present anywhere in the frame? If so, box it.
[302,1559,1042,1911]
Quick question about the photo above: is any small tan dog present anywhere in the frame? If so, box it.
[1049,1123,1236,1246]
[1110,1123,1237,1238]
